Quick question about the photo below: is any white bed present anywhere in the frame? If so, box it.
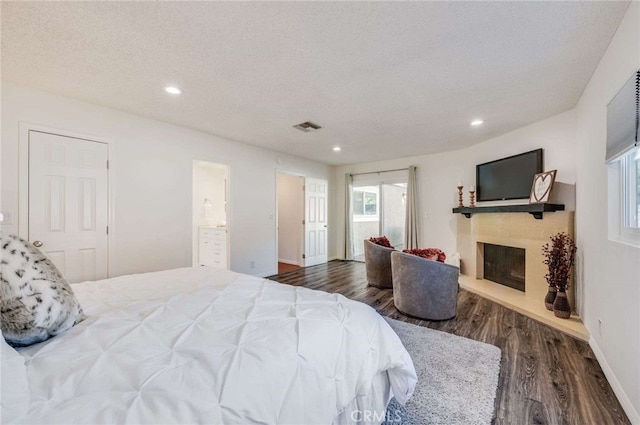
[3,267,417,424]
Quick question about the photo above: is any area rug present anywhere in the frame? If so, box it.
[383,318,501,425]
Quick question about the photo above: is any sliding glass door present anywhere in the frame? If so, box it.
[351,171,407,261]
[381,182,407,250]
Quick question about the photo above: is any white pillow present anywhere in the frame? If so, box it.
[0,234,85,346]
[1,332,30,422]
[445,252,461,270]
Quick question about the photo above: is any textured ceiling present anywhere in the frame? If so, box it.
[1,1,630,165]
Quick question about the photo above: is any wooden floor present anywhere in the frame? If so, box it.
[277,262,300,274]
[268,260,630,425]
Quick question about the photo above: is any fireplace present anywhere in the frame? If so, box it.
[454,211,584,339]
[456,211,576,322]
[482,243,525,292]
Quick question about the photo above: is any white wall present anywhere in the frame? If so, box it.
[334,108,577,261]
[1,82,334,277]
[277,173,304,265]
[574,2,640,422]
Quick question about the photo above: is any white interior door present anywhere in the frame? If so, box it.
[28,131,109,283]
[304,177,328,267]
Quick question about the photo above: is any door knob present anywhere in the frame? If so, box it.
[33,240,43,248]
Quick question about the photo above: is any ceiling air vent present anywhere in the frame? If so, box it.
[293,121,322,133]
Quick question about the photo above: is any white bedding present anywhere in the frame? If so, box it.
[7,267,417,424]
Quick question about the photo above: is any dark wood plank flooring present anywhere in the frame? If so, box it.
[277,262,301,274]
[267,260,630,425]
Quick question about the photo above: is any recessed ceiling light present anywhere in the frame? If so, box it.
[164,86,183,95]
[470,119,484,126]
[333,146,341,152]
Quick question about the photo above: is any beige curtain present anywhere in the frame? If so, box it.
[345,173,354,260]
[404,165,420,250]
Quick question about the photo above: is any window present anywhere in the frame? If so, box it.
[609,147,640,247]
[622,148,640,229]
[606,70,639,246]
[353,187,379,218]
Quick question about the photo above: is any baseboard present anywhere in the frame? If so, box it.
[278,258,301,266]
[589,336,640,424]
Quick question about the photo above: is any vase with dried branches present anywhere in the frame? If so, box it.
[542,233,577,318]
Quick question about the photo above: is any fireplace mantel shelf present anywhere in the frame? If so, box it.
[452,203,565,220]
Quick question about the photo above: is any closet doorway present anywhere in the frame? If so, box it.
[276,172,328,273]
[277,172,304,273]
[192,161,229,269]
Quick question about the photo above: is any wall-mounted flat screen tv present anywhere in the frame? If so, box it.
[476,149,543,202]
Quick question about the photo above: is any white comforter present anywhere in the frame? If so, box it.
[11,267,416,424]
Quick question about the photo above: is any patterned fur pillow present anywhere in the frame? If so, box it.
[369,236,394,249]
[403,248,447,263]
[0,234,85,347]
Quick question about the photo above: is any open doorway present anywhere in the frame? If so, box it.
[277,172,304,274]
[193,161,229,268]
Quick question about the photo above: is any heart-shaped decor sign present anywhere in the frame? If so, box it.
[530,170,557,203]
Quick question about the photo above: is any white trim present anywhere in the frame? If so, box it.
[589,337,640,424]
[225,166,231,270]
[18,122,115,277]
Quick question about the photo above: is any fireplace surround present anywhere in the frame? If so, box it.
[455,210,586,339]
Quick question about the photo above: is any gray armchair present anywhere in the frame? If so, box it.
[364,240,394,289]
[390,251,459,320]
